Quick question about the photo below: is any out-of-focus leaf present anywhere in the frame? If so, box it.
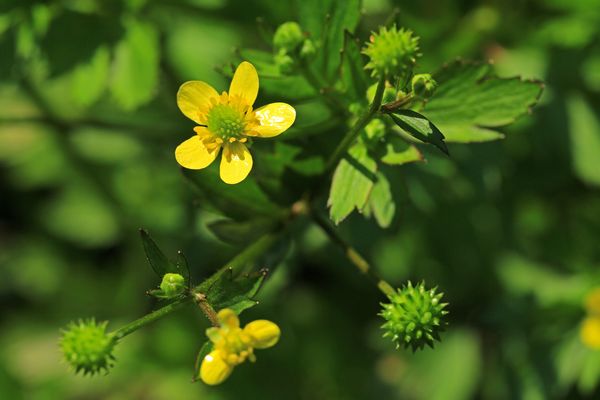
[42,10,122,76]
[423,60,543,143]
[110,19,159,110]
[497,253,589,307]
[0,26,15,81]
[140,229,190,284]
[338,30,369,101]
[567,94,600,186]
[205,268,267,313]
[71,45,110,106]
[207,218,278,245]
[328,142,377,224]
[366,171,395,228]
[396,329,482,400]
[289,156,325,176]
[182,167,282,220]
[41,186,120,248]
[381,135,424,165]
[282,99,337,139]
[69,127,143,165]
[389,109,449,155]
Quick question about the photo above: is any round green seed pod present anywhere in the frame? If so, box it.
[362,25,420,79]
[60,319,116,375]
[380,281,448,351]
[160,273,186,297]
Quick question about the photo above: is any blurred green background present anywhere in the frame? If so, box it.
[2,0,600,398]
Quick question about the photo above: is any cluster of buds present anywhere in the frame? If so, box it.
[273,21,315,74]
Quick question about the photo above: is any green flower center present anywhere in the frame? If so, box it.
[207,104,245,139]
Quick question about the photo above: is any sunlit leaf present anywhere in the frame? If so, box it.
[567,94,600,187]
[367,171,395,228]
[328,142,377,224]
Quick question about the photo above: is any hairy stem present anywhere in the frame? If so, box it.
[110,232,280,340]
[112,296,192,340]
[325,75,386,172]
[310,209,394,296]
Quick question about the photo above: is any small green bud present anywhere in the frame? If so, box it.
[273,21,304,53]
[275,50,295,74]
[300,38,316,58]
[362,25,420,79]
[60,319,116,375]
[380,281,448,351]
[160,273,186,297]
[411,74,437,99]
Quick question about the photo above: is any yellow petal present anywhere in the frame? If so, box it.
[251,102,296,137]
[581,317,600,349]
[229,61,258,107]
[244,320,280,349]
[200,350,234,385]
[177,81,218,124]
[219,142,253,185]
[175,136,220,170]
[217,309,240,329]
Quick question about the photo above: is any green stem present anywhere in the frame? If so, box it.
[194,232,279,294]
[325,75,386,172]
[111,296,192,340]
[310,209,394,296]
[110,232,280,340]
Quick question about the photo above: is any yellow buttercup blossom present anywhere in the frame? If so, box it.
[175,61,296,184]
[200,308,280,385]
[580,316,600,350]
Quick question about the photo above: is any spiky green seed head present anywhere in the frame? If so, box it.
[273,21,304,53]
[160,273,186,297]
[380,281,448,351]
[362,25,420,79]
[411,73,437,99]
[60,319,116,375]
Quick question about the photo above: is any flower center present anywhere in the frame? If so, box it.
[217,328,254,365]
[206,104,245,139]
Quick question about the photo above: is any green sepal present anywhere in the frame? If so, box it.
[192,341,214,383]
[205,268,268,314]
[139,229,190,286]
[388,109,449,155]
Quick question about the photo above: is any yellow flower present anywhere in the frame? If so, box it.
[175,61,296,184]
[199,308,280,385]
[580,316,600,350]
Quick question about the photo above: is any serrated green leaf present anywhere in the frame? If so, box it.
[193,341,213,382]
[111,19,159,110]
[567,94,600,187]
[389,109,449,155]
[328,142,378,224]
[207,218,278,245]
[368,172,395,228]
[422,60,543,143]
[205,268,267,313]
[381,135,423,165]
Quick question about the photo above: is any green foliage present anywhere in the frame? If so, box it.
[422,61,544,143]
[140,229,190,285]
[205,268,267,314]
[328,142,377,225]
[388,109,449,155]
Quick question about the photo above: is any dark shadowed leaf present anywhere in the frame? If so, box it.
[389,109,449,155]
